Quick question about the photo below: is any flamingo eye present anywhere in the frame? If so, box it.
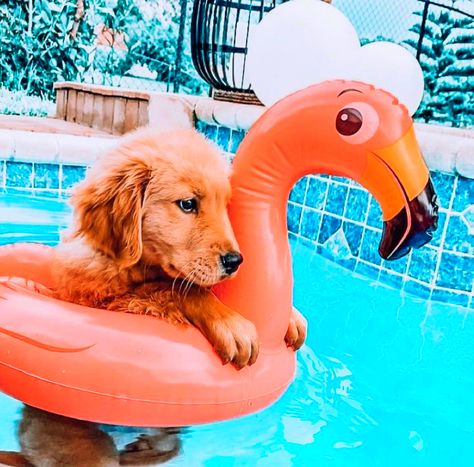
[336,108,363,136]
[335,102,379,144]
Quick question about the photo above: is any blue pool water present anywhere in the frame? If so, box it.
[1,192,473,466]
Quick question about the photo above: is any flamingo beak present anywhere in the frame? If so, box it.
[363,125,439,260]
[379,179,438,260]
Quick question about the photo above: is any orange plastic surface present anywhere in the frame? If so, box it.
[0,80,429,426]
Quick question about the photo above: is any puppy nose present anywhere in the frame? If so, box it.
[220,251,243,274]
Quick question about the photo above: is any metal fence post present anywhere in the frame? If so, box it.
[416,0,430,61]
[167,65,173,92]
[174,0,189,93]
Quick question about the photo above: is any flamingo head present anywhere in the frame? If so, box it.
[282,80,439,260]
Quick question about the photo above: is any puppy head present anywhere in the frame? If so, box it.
[71,128,241,286]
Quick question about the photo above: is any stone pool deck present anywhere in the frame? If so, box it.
[0,115,112,137]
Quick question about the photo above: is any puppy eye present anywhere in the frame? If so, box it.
[176,198,198,213]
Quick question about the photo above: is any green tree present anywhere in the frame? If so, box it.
[0,0,94,99]
[404,4,474,127]
[91,0,206,94]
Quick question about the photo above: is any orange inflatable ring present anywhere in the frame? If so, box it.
[0,81,437,426]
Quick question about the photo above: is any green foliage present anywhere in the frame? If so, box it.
[90,0,207,95]
[0,0,94,100]
[404,6,474,127]
[0,0,209,108]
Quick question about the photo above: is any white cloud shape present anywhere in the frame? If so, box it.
[247,0,424,115]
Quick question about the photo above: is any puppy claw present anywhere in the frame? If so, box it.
[204,315,259,369]
[285,308,307,351]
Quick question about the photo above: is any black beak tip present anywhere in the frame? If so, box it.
[379,180,438,261]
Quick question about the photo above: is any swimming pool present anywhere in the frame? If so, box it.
[1,191,473,466]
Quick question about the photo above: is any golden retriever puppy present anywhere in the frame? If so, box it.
[53,127,305,365]
[3,128,306,467]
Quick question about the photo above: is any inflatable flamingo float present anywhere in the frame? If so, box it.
[0,80,438,426]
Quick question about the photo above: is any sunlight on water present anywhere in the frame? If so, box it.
[0,193,473,466]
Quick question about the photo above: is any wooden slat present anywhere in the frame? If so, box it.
[55,90,67,120]
[103,97,115,134]
[82,92,95,126]
[91,94,104,130]
[123,99,139,133]
[112,97,126,135]
[65,90,77,122]
[54,81,151,101]
[137,100,149,128]
[82,92,95,128]
[75,91,85,125]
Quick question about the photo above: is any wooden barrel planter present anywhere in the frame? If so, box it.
[54,82,150,135]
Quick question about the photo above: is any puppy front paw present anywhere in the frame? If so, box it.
[203,314,259,370]
[285,307,307,351]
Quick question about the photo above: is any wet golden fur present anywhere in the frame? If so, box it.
[52,127,305,365]
[0,128,306,467]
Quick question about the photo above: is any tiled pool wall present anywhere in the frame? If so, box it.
[196,121,474,309]
[1,122,474,308]
[0,160,86,197]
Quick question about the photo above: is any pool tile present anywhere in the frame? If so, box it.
[318,214,342,244]
[360,229,382,265]
[431,171,455,209]
[444,214,474,255]
[344,187,369,223]
[408,247,438,284]
[300,208,321,242]
[289,177,308,204]
[34,189,61,199]
[324,183,348,216]
[217,126,231,152]
[452,176,474,212]
[321,228,352,259]
[342,221,363,256]
[61,165,86,190]
[431,288,470,307]
[34,163,59,189]
[320,245,356,270]
[436,252,474,292]
[366,196,383,229]
[404,280,431,299]
[287,202,302,234]
[330,175,350,184]
[0,160,4,188]
[355,261,379,279]
[306,177,327,210]
[381,251,409,275]
[194,120,206,133]
[6,161,33,188]
[200,123,218,142]
[4,187,33,195]
[463,206,474,233]
[430,211,446,248]
[379,270,403,289]
[230,129,245,153]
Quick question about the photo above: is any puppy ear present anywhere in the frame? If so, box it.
[71,154,151,268]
